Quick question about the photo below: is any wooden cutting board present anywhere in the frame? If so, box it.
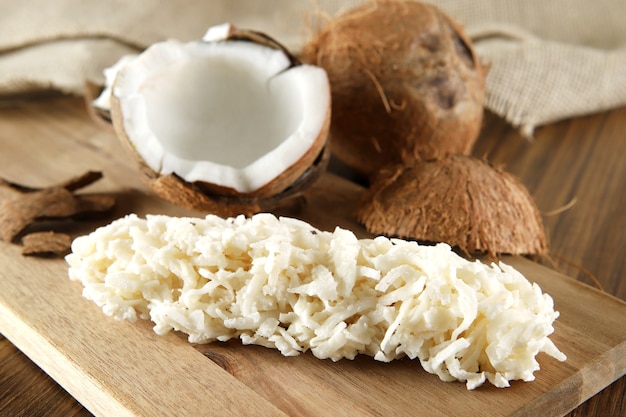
[1,97,625,417]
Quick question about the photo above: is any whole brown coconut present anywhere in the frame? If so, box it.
[356,154,548,256]
[302,0,486,180]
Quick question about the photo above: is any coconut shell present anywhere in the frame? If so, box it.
[137,145,331,217]
[107,26,331,215]
[302,0,486,180]
[21,231,73,257]
[0,171,115,243]
[356,155,548,256]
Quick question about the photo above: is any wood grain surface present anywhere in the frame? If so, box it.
[0,96,624,416]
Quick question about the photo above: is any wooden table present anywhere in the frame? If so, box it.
[0,96,624,416]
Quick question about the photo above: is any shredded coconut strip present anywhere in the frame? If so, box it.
[66,213,566,389]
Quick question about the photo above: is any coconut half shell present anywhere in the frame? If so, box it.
[106,24,331,215]
[139,144,330,217]
[302,0,486,180]
[356,154,548,256]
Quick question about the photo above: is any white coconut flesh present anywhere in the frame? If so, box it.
[112,39,330,194]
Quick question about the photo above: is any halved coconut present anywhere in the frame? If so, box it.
[356,154,548,257]
[108,24,331,215]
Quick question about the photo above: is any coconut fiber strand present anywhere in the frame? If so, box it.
[0,0,625,135]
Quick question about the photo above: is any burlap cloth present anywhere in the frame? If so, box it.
[1,0,624,136]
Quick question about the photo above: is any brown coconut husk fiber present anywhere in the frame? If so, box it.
[302,0,486,181]
[356,154,548,257]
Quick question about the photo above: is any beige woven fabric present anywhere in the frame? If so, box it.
[1,0,624,135]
